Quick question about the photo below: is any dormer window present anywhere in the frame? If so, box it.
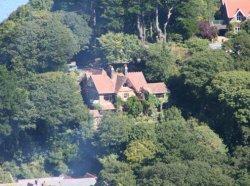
[236,12,243,21]
[87,80,93,87]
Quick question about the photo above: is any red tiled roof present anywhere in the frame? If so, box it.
[90,74,115,94]
[87,69,167,96]
[223,0,250,18]
[114,75,127,92]
[126,72,151,93]
[100,100,115,110]
[148,83,168,94]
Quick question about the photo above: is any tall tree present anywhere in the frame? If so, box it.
[0,12,79,73]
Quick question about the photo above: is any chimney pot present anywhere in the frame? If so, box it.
[124,64,128,75]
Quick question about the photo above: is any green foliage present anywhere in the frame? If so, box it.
[0,65,28,143]
[241,20,250,34]
[232,146,250,170]
[129,121,157,142]
[96,107,232,185]
[0,11,91,73]
[142,94,160,116]
[0,71,93,178]
[157,107,228,164]
[98,32,142,64]
[0,0,248,184]
[181,50,232,91]
[185,37,210,54]
[208,71,250,145]
[97,112,133,152]
[18,157,50,179]
[125,140,157,163]
[123,96,143,117]
[143,42,178,82]
[224,31,250,61]
[138,161,234,186]
[26,72,93,138]
[97,0,125,33]
[0,12,79,72]
[98,155,136,186]
[29,0,53,11]
[0,167,13,183]
[58,11,92,50]
[173,0,217,39]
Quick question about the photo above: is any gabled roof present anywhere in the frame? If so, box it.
[100,100,115,110]
[90,74,115,94]
[222,0,250,18]
[114,75,127,92]
[148,83,168,94]
[86,69,168,96]
[126,72,151,93]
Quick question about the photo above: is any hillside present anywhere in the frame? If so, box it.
[0,0,249,185]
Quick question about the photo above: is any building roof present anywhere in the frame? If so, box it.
[100,100,115,110]
[5,175,97,186]
[90,74,115,94]
[126,72,151,93]
[222,0,250,18]
[148,83,168,94]
[86,68,167,96]
[89,110,101,118]
[114,75,127,92]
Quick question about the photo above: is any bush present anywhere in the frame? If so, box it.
[123,97,143,117]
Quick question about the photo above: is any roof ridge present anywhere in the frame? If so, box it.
[127,71,143,74]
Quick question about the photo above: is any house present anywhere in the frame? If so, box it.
[82,66,168,111]
[213,0,250,35]
[0,173,97,186]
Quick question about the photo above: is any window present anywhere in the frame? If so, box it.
[104,95,111,101]
[87,80,93,87]
[124,93,129,98]
[156,94,164,98]
[235,26,241,33]
[236,12,243,21]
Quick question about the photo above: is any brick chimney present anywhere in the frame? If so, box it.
[109,65,115,78]
[124,64,128,76]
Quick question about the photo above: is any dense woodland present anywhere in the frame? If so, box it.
[0,0,249,185]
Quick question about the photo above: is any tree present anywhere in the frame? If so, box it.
[98,154,136,186]
[208,71,250,146]
[138,161,234,186]
[124,140,157,163]
[97,112,133,153]
[98,32,142,64]
[29,0,53,11]
[198,21,217,40]
[0,71,93,177]
[96,0,125,33]
[143,42,178,82]
[0,167,13,183]
[241,20,250,34]
[224,31,250,61]
[157,107,227,164]
[123,96,143,117]
[181,50,232,93]
[129,121,157,142]
[58,11,92,50]
[185,37,210,54]
[172,0,218,39]
[0,12,79,73]
[0,65,29,148]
